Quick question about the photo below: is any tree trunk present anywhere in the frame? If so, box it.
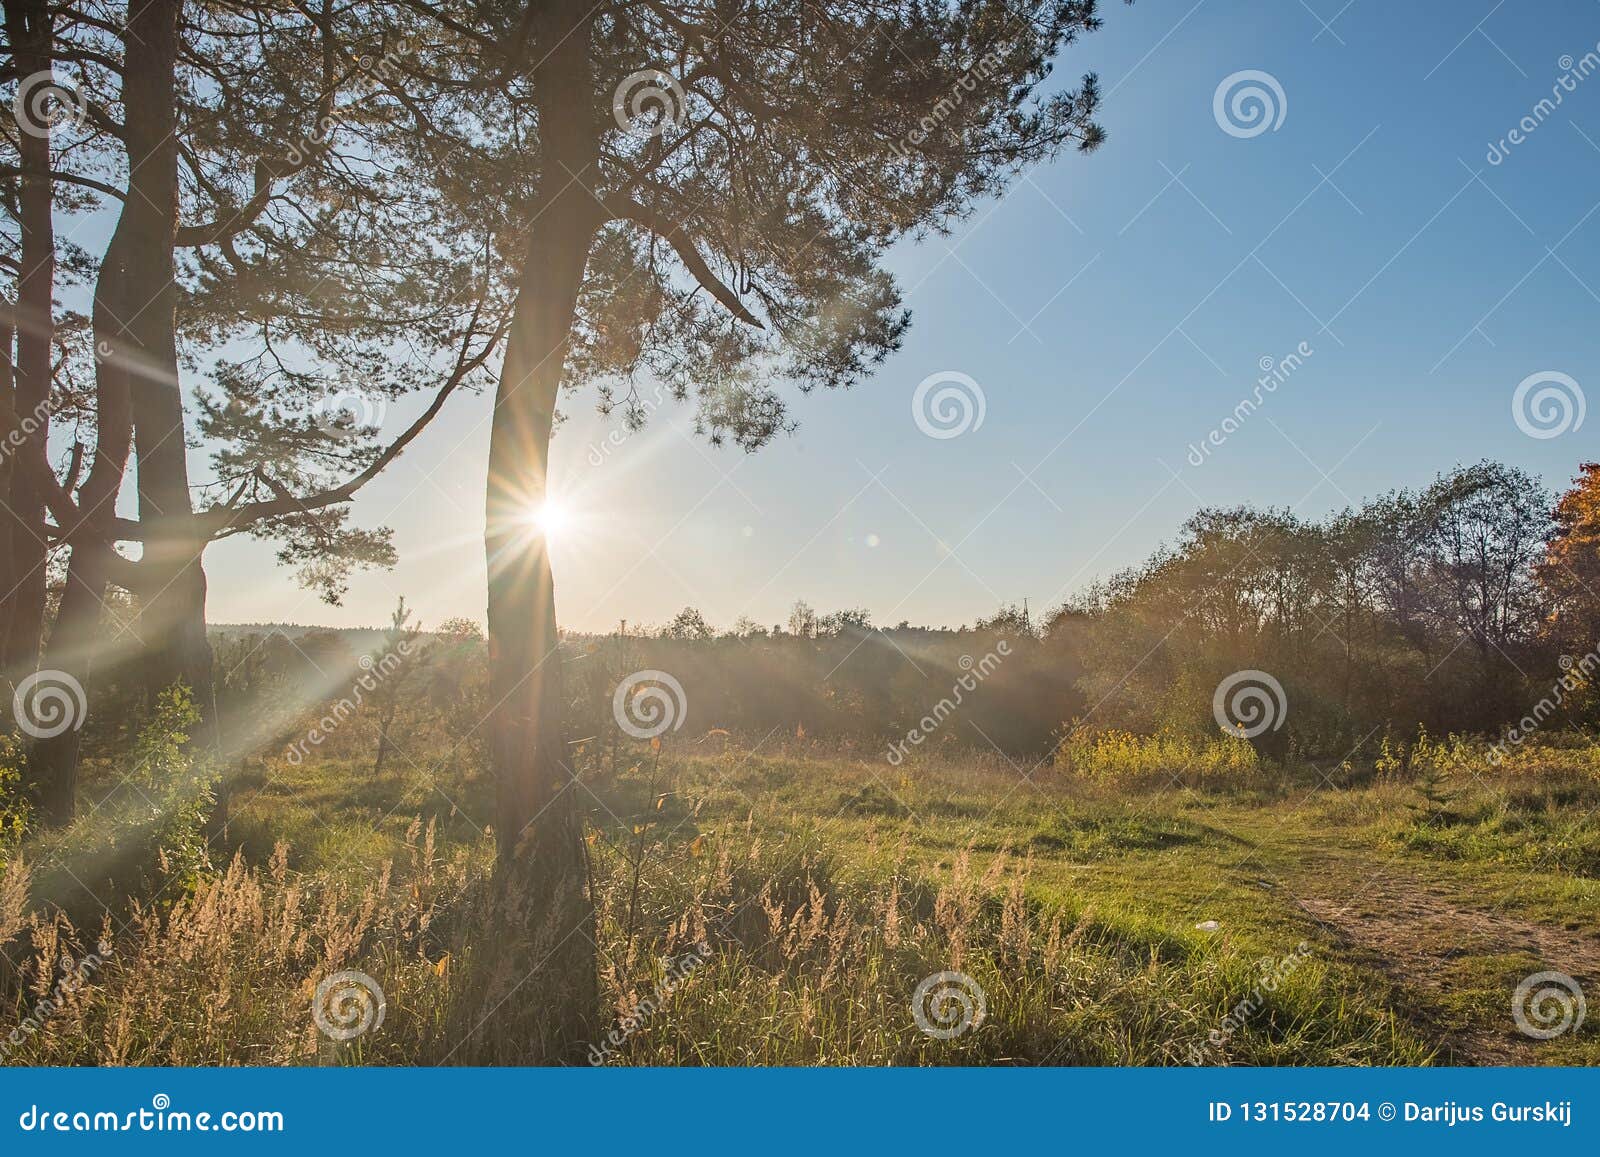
[118,0,214,721]
[373,713,392,777]
[31,309,128,823]
[0,309,16,669]
[0,0,55,678]
[31,543,109,823]
[27,0,176,824]
[482,0,601,1058]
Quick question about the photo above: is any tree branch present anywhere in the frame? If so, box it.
[601,193,764,329]
[175,6,341,248]
[197,311,509,539]
[174,157,292,247]
[0,165,125,201]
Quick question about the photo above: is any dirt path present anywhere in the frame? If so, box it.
[1276,846,1600,1063]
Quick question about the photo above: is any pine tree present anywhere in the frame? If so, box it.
[354,0,1128,1053]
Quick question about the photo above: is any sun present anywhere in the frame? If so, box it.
[528,497,571,538]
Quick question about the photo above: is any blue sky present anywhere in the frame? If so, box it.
[206,0,1600,632]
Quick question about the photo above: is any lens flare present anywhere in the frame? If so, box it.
[529,498,570,538]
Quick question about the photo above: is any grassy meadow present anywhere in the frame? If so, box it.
[5,707,1596,1067]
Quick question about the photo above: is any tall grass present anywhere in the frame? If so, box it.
[1365,730,1600,876]
[0,811,1430,1066]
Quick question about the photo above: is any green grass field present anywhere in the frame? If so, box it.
[10,731,1592,1066]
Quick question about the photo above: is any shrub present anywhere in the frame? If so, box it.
[0,733,30,870]
[1057,728,1259,789]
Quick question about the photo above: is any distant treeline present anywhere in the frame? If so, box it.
[565,459,1600,760]
[118,458,1600,766]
